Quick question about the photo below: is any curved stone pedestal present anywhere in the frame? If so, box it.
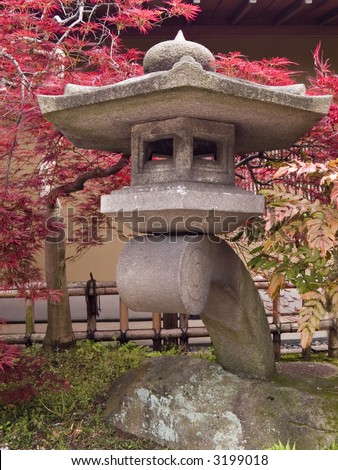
[104,356,338,450]
[117,235,275,379]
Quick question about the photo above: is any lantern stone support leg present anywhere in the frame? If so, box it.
[117,234,275,379]
[200,240,276,379]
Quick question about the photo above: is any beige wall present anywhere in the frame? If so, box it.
[124,33,338,78]
[38,241,124,283]
[36,201,127,283]
[204,36,338,77]
[66,241,125,282]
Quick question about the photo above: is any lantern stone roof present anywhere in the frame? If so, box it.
[38,33,332,154]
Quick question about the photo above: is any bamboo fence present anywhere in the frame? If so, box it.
[0,280,337,359]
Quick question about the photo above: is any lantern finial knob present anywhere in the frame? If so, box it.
[175,30,185,42]
[143,31,215,74]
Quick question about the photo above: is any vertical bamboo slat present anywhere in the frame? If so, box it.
[86,283,97,337]
[119,297,129,342]
[152,311,162,351]
[302,346,312,360]
[300,298,312,360]
[328,319,338,358]
[25,297,35,336]
[163,313,178,349]
[179,313,189,350]
[152,311,161,330]
[87,313,97,337]
[272,295,281,360]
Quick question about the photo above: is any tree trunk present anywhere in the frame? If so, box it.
[43,203,75,350]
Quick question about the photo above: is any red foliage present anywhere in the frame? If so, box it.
[214,52,299,86]
[0,354,70,404]
[0,319,21,373]
[215,46,338,205]
[0,188,47,288]
[0,0,199,294]
[164,0,200,21]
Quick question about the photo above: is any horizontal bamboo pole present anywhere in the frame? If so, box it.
[1,319,335,345]
[2,279,296,299]
[69,287,118,296]
[0,287,119,298]
[253,281,294,289]
[0,281,118,298]
[269,319,334,333]
[0,333,46,343]
[86,330,121,341]
[68,281,117,289]
[0,291,25,299]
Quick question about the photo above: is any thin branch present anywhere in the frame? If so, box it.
[0,49,32,186]
[46,154,130,208]
[235,152,263,168]
[57,0,67,17]
[57,1,85,44]
[54,12,79,25]
[4,115,22,187]
[0,50,30,99]
[235,152,286,169]
[88,3,112,23]
[0,77,16,87]
[246,162,274,189]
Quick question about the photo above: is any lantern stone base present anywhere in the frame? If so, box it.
[101,182,264,234]
[104,356,338,450]
[117,235,275,379]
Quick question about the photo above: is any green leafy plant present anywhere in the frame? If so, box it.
[247,183,338,349]
[268,440,338,450]
[267,440,296,450]
[221,45,338,351]
[327,441,338,450]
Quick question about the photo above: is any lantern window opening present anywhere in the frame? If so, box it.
[192,138,218,162]
[145,138,175,162]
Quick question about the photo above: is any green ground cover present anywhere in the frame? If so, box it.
[0,341,336,450]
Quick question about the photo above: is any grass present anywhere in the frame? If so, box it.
[267,440,338,450]
[280,352,338,365]
[0,340,215,450]
[0,341,161,449]
[267,440,297,450]
[0,341,337,450]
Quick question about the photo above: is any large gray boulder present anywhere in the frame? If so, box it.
[104,356,338,450]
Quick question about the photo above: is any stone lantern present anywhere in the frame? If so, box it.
[38,32,332,379]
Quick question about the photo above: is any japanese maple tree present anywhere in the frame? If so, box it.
[0,0,200,350]
[1,1,336,355]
